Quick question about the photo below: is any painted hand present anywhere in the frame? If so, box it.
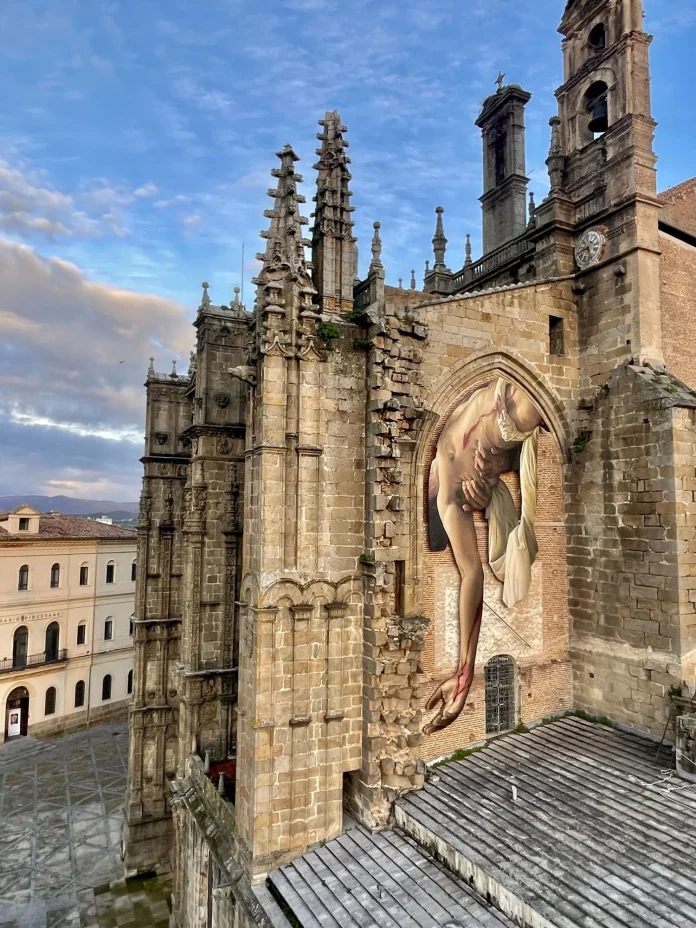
[423,666,474,735]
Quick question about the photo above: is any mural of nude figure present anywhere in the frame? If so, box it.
[424,378,544,735]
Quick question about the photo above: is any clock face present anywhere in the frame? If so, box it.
[575,228,606,269]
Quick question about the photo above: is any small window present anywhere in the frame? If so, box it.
[18,517,29,531]
[104,619,113,641]
[79,564,89,586]
[75,680,85,708]
[127,669,133,694]
[394,560,405,617]
[45,687,56,716]
[13,626,28,669]
[102,674,112,701]
[129,619,133,637]
[131,560,137,582]
[45,622,60,661]
[589,23,606,51]
[50,563,60,588]
[549,316,565,356]
[76,623,86,645]
[485,655,516,734]
[18,565,29,591]
[494,130,507,185]
[105,561,115,584]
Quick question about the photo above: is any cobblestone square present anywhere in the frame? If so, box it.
[0,721,129,928]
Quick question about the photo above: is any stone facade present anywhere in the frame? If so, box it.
[124,3,696,926]
[0,505,135,743]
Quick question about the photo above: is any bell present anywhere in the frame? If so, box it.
[588,96,608,134]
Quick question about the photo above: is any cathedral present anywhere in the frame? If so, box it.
[123,1,696,925]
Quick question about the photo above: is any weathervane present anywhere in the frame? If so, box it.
[496,71,505,91]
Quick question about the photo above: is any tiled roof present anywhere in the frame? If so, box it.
[0,513,136,541]
[396,716,696,928]
[266,823,516,928]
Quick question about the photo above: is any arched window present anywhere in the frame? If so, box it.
[585,80,609,136]
[18,565,29,591]
[12,626,28,669]
[104,618,113,641]
[75,680,85,708]
[131,560,137,582]
[102,674,112,700]
[79,563,89,586]
[127,669,133,694]
[44,687,56,715]
[45,622,60,662]
[589,22,606,51]
[76,623,86,645]
[50,563,60,589]
[485,655,516,735]
[105,561,115,584]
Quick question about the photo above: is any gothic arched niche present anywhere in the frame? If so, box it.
[419,374,569,753]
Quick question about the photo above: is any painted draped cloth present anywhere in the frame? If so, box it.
[485,379,539,608]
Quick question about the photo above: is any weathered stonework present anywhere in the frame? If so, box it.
[124,4,696,926]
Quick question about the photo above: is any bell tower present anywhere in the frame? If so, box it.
[476,78,532,255]
[537,0,662,387]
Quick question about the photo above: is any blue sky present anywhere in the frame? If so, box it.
[0,0,694,501]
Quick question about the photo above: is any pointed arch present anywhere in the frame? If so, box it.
[409,348,571,594]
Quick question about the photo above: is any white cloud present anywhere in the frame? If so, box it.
[133,181,158,198]
[0,236,192,430]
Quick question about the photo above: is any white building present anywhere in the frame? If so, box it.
[0,505,137,742]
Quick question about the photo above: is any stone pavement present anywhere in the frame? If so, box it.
[0,721,129,928]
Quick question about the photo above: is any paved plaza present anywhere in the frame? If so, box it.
[0,721,130,928]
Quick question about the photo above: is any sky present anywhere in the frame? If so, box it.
[0,0,694,502]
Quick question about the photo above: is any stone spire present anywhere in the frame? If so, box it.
[432,207,449,271]
[410,269,416,290]
[200,281,211,310]
[465,234,473,266]
[311,111,356,315]
[546,116,564,192]
[369,221,383,273]
[256,144,312,279]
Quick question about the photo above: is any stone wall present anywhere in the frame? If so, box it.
[659,179,696,237]
[411,281,576,760]
[660,231,696,391]
[236,322,366,878]
[568,364,693,734]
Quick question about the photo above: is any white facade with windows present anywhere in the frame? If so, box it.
[0,505,136,741]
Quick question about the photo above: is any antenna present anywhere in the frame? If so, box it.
[240,242,245,307]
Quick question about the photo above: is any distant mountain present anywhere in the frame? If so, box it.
[0,495,140,515]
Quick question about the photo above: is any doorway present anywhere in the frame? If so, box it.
[6,686,30,738]
[45,622,60,662]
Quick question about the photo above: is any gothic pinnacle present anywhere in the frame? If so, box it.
[369,221,383,272]
[410,269,416,290]
[200,281,211,310]
[432,206,448,271]
[465,234,472,266]
[148,357,155,377]
[312,109,356,308]
[257,143,312,277]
